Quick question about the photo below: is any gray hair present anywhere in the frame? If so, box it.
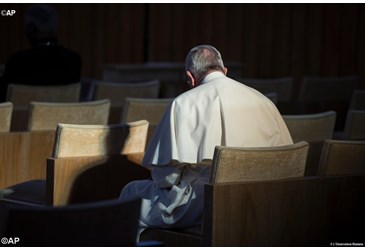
[25,4,59,35]
[185,45,225,81]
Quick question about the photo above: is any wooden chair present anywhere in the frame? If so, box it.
[7,83,82,131]
[201,175,365,246]
[27,99,111,131]
[140,141,310,245]
[121,97,173,144]
[0,131,55,189]
[92,80,160,124]
[0,120,150,206]
[237,77,293,102]
[47,120,150,205]
[282,111,337,175]
[344,110,365,140]
[0,102,13,132]
[210,141,309,183]
[298,75,358,102]
[6,83,81,109]
[318,139,365,176]
[349,90,365,110]
[0,198,141,246]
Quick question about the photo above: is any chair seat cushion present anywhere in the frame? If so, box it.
[0,180,46,205]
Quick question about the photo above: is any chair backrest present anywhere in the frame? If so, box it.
[282,111,336,142]
[349,90,365,110]
[282,111,336,176]
[237,77,293,102]
[344,110,365,140]
[121,97,173,144]
[0,102,13,132]
[209,141,309,184]
[52,120,149,158]
[318,139,365,176]
[6,83,81,109]
[27,99,111,131]
[264,92,278,105]
[0,198,141,246]
[92,80,160,124]
[298,75,358,102]
[92,80,160,107]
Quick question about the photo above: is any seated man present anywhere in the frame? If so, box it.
[120,45,293,230]
[0,4,81,102]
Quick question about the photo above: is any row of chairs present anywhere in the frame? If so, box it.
[1,119,364,246]
[6,76,364,109]
[1,100,364,173]
[0,98,173,140]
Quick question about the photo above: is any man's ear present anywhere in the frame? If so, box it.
[223,67,228,75]
[186,71,196,88]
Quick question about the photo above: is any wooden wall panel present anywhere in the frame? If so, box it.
[0,3,364,89]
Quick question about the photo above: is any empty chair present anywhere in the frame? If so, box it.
[283,111,336,142]
[318,139,365,176]
[7,83,82,131]
[121,97,173,144]
[344,110,365,140]
[0,198,141,246]
[283,111,336,175]
[27,99,111,131]
[92,80,160,124]
[6,83,81,109]
[210,141,309,183]
[0,102,13,132]
[49,120,150,205]
[298,75,358,102]
[237,77,293,102]
[349,90,365,110]
[1,120,149,206]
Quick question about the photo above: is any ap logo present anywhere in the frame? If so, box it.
[1,10,16,16]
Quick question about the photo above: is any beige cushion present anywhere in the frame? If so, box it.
[283,111,336,142]
[52,120,149,158]
[6,83,81,109]
[93,80,160,107]
[28,99,111,131]
[210,141,309,183]
[121,97,173,144]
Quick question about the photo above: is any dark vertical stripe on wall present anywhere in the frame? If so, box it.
[0,3,364,88]
[143,3,150,62]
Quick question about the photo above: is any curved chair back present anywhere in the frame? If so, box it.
[6,83,81,109]
[318,139,365,176]
[299,75,358,102]
[0,102,13,132]
[121,97,173,144]
[0,198,141,246]
[282,111,336,142]
[92,80,160,123]
[52,120,149,158]
[282,111,336,175]
[349,90,365,110]
[28,99,111,131]
[237,77,293,102]
[344,110,365,140]
[210,141,309,184]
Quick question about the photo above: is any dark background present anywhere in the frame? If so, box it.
[1,3,364,98]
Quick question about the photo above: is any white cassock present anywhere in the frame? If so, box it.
[120,71,293,229]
